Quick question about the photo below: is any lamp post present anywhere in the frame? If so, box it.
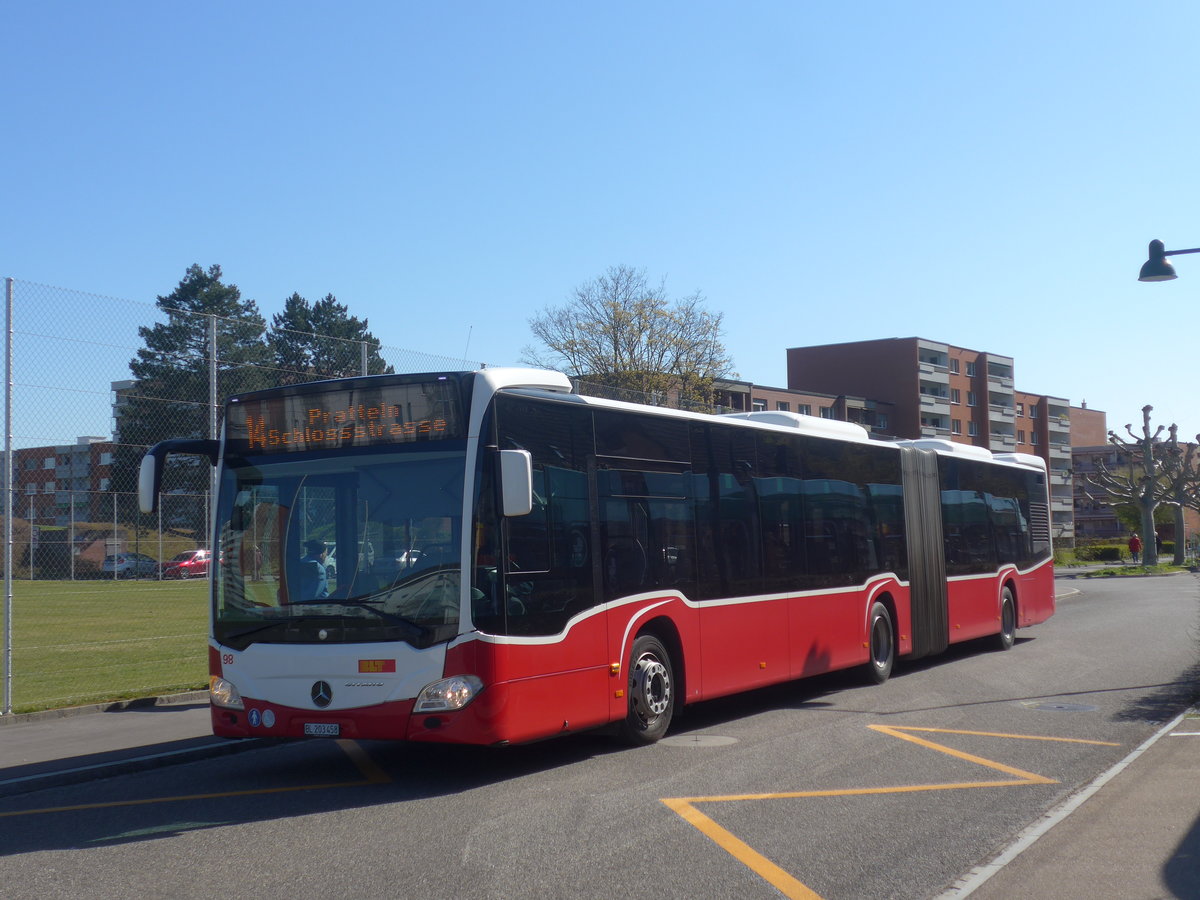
[1138,239,1200,282]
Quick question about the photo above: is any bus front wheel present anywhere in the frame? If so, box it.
[995,587,1016,651]
[618,634,675,745]
[866,602,894,684]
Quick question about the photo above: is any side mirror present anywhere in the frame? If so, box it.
[139,439,220,514]
[498,449,533,517]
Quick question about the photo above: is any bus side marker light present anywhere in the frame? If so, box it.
[759,662,767,669]
[615,689,625,698]
[610,663,621,676]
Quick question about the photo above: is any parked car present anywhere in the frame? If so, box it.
[100,552,160,579]
[162,549,212,579]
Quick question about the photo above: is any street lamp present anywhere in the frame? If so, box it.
[1138,239,1200,282]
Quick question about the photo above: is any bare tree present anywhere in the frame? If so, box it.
[523,265,734,407]
[1083,405,1186,566]
[1168,425,1200,565]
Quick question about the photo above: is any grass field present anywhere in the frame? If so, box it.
[5,578,209,713]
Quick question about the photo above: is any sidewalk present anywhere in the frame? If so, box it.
[0,693,262,798]
[951,708,1200,899]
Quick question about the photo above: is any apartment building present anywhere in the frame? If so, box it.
[786,337,1074,542]
[12,436,115,526]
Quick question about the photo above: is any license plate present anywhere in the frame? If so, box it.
[304,723,340,737]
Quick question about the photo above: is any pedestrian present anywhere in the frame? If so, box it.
[1128,532,1142,564]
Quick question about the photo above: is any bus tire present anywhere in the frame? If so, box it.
[618,634,675,745]
[995,587,1016,651]
[866,601,894,684]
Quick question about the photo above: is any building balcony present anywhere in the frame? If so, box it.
[918,362,950,382]
[988,434,1017,451]
[988,404,1015,422]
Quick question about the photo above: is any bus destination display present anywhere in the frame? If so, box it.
[227,381,464,453]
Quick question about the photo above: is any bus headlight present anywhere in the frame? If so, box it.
[415,674,484,712]
[210,675,245,710]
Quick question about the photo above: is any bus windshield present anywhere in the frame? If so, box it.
[213,447,466,650]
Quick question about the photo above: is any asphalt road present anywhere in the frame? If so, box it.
[0,574,1196,899]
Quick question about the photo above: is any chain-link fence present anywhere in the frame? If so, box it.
[2,277,483,713]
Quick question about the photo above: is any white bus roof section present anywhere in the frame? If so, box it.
[993,451,1048,472]
[474,367,572,394]
[721,411,873,443]
[898,438,995,460]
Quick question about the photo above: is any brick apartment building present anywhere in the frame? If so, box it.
[12,436,116,527]
[785,337,1074,542]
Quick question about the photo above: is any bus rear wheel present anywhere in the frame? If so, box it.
[618,634,675,745]
[866,602,894,684]
[995,587,1016,651]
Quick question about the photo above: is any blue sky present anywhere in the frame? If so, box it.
[5,1,1199,443]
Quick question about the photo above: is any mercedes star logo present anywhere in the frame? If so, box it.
[311,680,333,708]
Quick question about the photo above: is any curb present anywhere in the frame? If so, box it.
[0,734,270,799]
[0,690,209,727]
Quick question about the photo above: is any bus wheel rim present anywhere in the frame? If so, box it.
[633,655,670,720]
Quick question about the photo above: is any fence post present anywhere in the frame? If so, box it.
[209,315,218,538]
[361,340,369,376]
[4,276,13,714]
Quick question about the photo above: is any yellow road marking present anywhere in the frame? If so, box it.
[662,725,1118,899]
[0,780,373,819]
[661,797,821,900]
[336,739,393,783]
[0,740,389,820]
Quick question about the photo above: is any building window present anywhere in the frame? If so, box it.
[967,391,978,406]
[950,388,960,404]
[968,422,979,436]
[877,413,887,429]
[775,401,790,412]
[100,452,113,465]
[952,419,962,435]
[752,399,766,412]
[43,457,54,469]
[1018,429,1025,443]
[819,407,834,419]
[25,484,36,494]
[1029,405,1038,418]
[966,361,976,376]
[1031,432,1040,444]
[798,404,811,416]
[949,358,960,374]
[100,477,110,491]
[1016,403,1024,417]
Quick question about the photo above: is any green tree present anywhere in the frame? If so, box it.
[523,265,734,407]
[268,292,391,384]
[113,265,271,530]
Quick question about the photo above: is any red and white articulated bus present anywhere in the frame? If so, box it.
[139,367,1054,746]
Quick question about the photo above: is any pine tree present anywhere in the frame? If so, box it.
[268,292,391,383]
[113,265,271,530]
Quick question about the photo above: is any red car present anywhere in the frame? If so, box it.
[162,549,212,579]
